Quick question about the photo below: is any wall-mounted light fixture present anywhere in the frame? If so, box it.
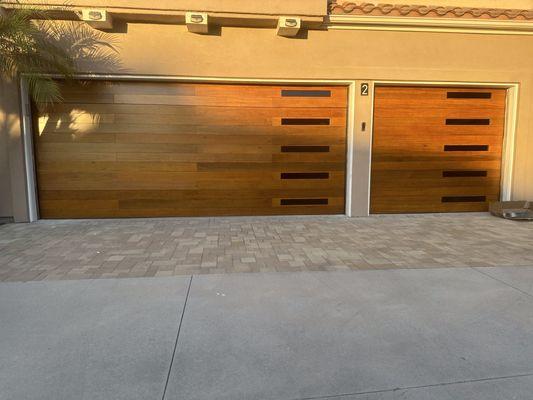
[277,16,301,37]
[80,9,113,30]
[186,12,209,34]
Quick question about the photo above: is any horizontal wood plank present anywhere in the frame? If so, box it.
[371,86,506,213]
[35,81,347,218]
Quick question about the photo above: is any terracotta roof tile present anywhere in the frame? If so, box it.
[328,1,533,20]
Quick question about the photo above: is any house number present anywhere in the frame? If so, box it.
[361,83,369,96]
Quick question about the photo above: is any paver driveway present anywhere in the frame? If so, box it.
[0,213,532,282]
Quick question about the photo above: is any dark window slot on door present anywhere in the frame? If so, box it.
[442,170,488,177]
[280,198,329,205]
[281,90,331,97]
[281,172,330,179]
[445,119,490,125]
[281,118,330,125]
[281,145,330,153]
[444,145,489,151]
[441,196,487,203]
[447,92,492,99]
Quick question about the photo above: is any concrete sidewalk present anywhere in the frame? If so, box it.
[1,267,533,400]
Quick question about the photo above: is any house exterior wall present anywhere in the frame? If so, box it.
[0,80,26,220]
[1,0,533,220]
[5,0,328,16]
[5,0,532,12]
[0,81,14,218]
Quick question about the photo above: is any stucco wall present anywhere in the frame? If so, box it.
[0,80,27,220]
[8,0,533,11]
[1,19,533,219]
[0,82,14,218]
[5,0,327,16]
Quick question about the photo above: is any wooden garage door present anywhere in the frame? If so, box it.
[34,81,347,218]
[371,86,506,213]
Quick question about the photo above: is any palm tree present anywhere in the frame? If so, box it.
[0,5,120,105]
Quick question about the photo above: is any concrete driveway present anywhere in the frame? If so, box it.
[2,266,533,400]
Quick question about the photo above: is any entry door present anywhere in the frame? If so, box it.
[371,86,506,213]
[34,81,348,218]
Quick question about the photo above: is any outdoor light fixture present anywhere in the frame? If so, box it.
[277,16,301,37]
[285,19,298,27]
[80,9,113,30]
[186,12,209,34]
[190,14,204,23]
[87,10,103,20]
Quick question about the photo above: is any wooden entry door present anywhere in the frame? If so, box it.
[371,86,506,213]
[34,81,347,218]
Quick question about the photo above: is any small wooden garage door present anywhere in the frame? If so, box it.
[371,86,506,213]
[34,81,347,218]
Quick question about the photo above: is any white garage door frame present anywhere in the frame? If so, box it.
[353,80,519,216]
[18,74,358,222]
[18,75,519,222]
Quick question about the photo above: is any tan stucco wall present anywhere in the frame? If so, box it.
[0,82,14,217]
[5,0,327,16]
[0,80,27,220]
[2,17,533,219]
[8,0,533,12]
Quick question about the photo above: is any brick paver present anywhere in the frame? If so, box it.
[0,214,532,282]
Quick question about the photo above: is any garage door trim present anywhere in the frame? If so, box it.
[364,80,518,215]
[19,74,357,221]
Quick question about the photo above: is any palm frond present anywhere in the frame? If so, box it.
[25,72,62,106]
[0,4,122,104]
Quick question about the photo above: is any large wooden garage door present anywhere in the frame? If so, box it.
[34,81,347,218]
[371,86,506,213]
